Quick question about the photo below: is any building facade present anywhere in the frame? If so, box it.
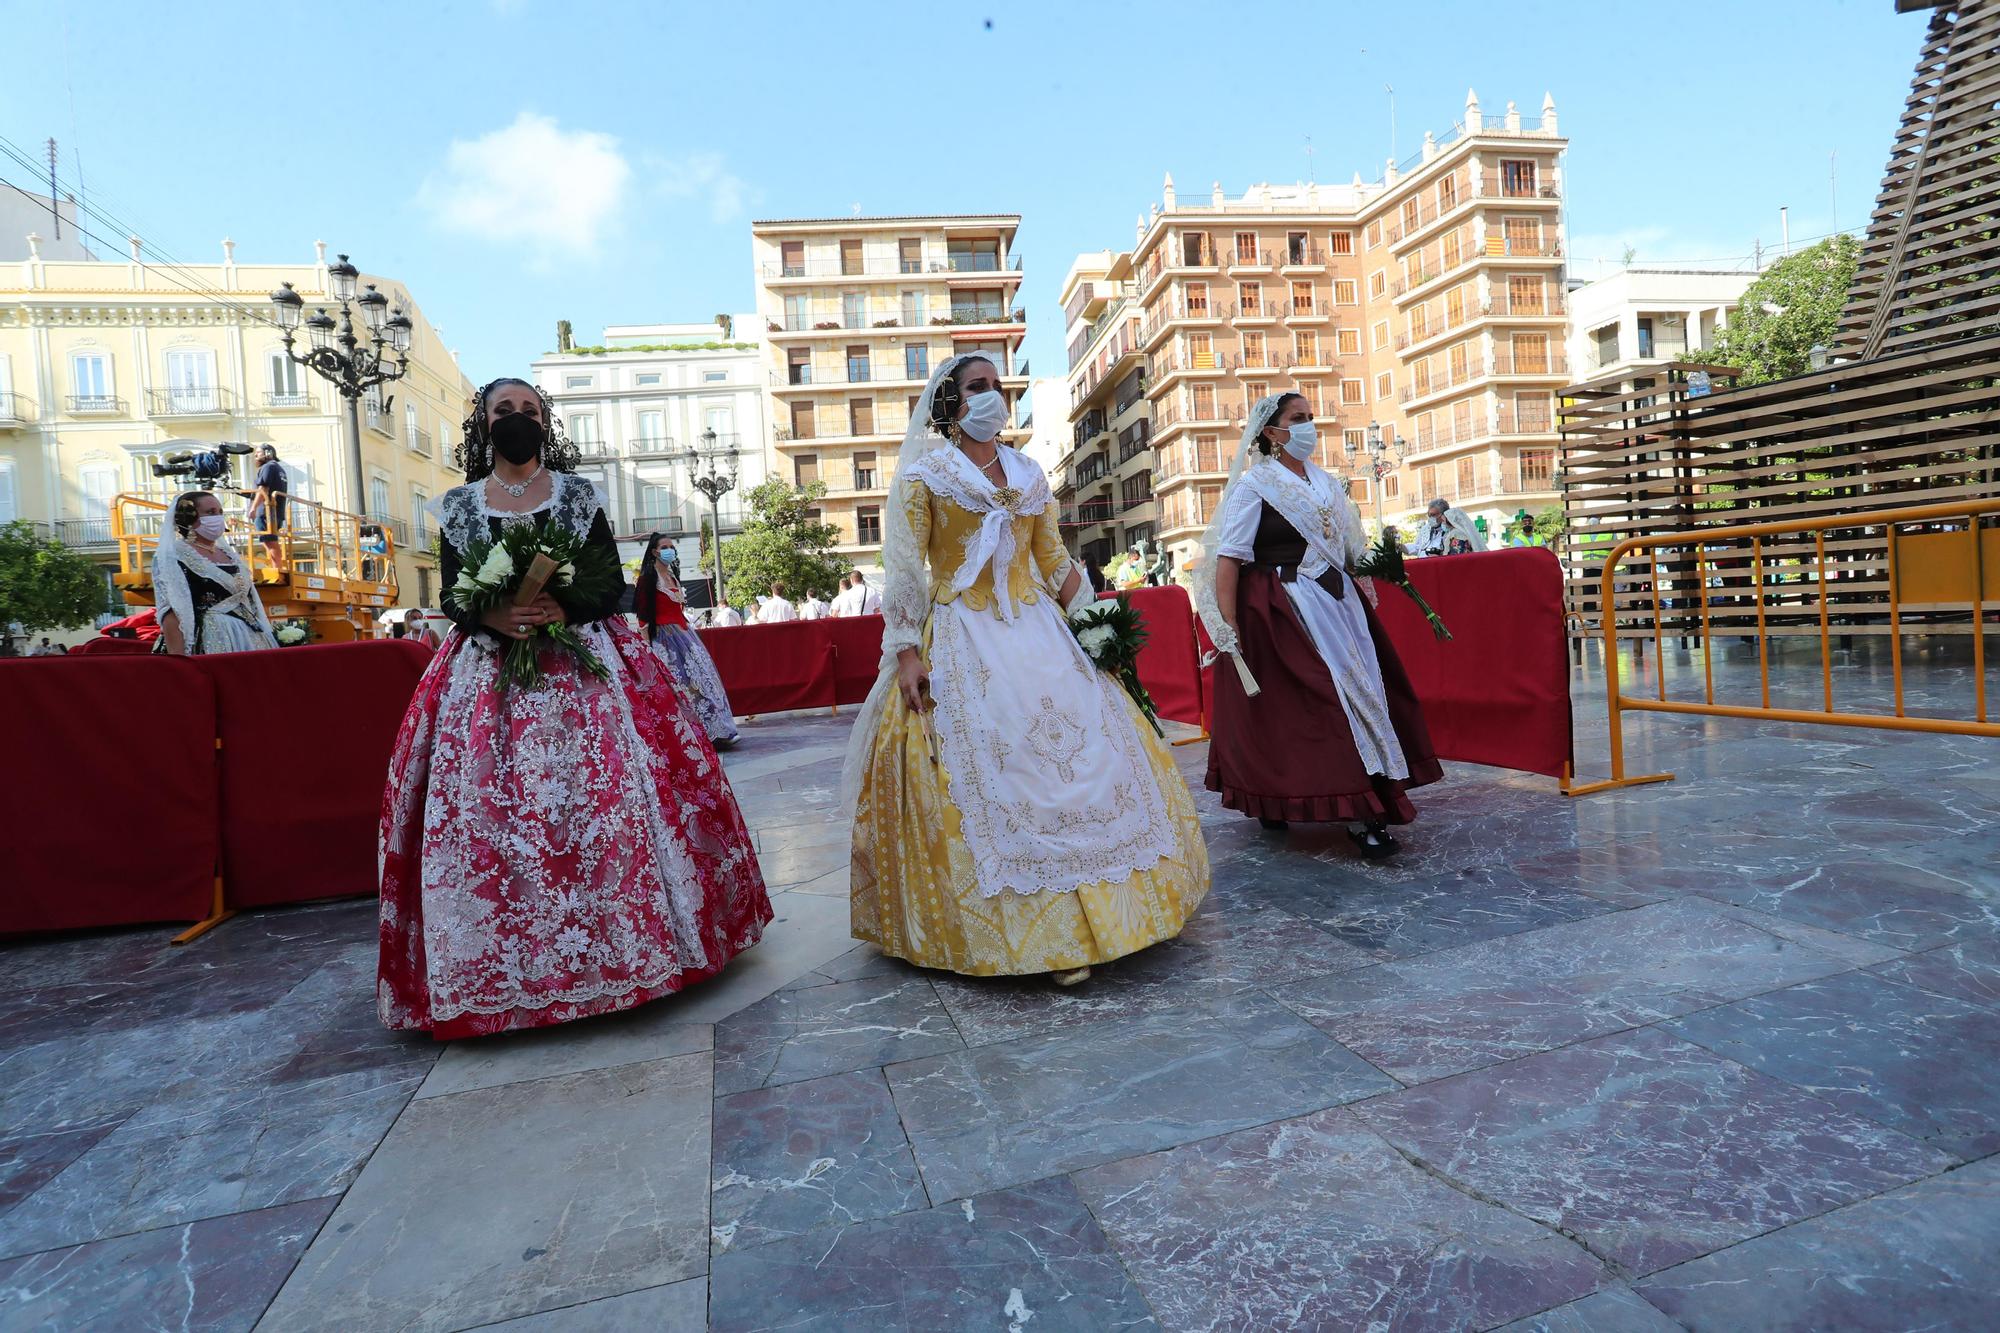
[532,319,769,578]
[1056,250,1152,569]
[0,236,472,610]
[750,214,1028,573]
[1082,93,1567,572]
[1565,267,1753,382]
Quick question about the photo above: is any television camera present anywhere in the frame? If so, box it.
[151,441,256,483]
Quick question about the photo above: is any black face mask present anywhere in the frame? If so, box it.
[489,412,543,466]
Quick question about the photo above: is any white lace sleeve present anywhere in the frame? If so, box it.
[1215,483,1262,562]
[876,467,932,663]
[152,544,196,651]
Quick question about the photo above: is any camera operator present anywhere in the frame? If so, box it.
[242,445,288,567]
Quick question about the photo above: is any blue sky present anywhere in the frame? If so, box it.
[3,0,1918,382]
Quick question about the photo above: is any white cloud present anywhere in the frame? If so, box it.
[652,152,754,224]
[418,113,631,261]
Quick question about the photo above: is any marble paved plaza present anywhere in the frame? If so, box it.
[2,640,1997,1331]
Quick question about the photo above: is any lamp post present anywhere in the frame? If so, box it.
[683,426,738,613]
[1361,419,1405,535]
[269,254,412,522]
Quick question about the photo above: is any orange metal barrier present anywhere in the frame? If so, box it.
[1569,496,2000,797]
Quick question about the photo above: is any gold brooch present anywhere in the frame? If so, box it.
[993,486,1022,509]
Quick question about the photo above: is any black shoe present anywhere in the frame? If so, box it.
[1350,822,1400,859]
[1259,817,1289,831]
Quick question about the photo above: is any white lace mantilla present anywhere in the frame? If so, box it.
[430,472,600,551]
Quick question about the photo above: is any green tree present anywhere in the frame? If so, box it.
[1701,235,1860,385]
[0,521,108,636]
[717,479,852,608]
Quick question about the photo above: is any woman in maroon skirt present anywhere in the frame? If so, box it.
[1194,393,1441,857]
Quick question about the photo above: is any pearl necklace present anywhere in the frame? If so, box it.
[493,463,543,500]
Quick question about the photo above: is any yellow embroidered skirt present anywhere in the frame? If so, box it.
[851,624,1210,976]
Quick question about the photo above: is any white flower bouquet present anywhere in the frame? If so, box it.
[1068,594,1163,736]
[444,523,619,689]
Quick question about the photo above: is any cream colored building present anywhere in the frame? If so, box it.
[0,236,473,610]
[1099,92,1567,570]
[1566,267,1753,380]
[1056,250,1152,570]
[750,213,1028,572]
[533,318,771,578]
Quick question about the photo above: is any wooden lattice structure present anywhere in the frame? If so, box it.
[1559,335,2000,639]
[1558,2,2000,643]
[1838,0,2000,359]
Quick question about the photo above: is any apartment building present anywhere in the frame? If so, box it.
[750,213,1028,572]
[1565,267,1753,381]
[1110,92,1567,570]
[533,319,769,573]
[0,236,472,607]
[1056,251,1153,568]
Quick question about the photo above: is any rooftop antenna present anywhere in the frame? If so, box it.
[46,138,59,240]
[1304,134,1316,185]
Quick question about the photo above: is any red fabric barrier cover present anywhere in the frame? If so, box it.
[698,621,838,715]
[823,614,888,706]
[71,636,154,656]
[0,656,219,933]
[1099,585,1206,727]
[1368,546,1573,779]
[199,640,433,909]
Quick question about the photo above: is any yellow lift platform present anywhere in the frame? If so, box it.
[110,492,401,641]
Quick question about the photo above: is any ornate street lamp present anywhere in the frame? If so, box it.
[683,426,739,613]
[1361,419,1406,534]
[269,253,410,525]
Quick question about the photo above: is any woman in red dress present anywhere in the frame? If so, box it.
[377,378,771,1038]
[1194,392,1441,857]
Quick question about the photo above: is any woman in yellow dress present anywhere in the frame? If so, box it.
[842,354,1209,985]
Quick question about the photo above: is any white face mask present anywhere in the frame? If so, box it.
[957,389,1009,442]
[1281,420,1318,461]
[194,514,227,541]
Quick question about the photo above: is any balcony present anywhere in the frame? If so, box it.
[1485,234,1565,260]
[1408,415,1492,456]
[1075,457,1112,487]
[1479,168,1563,201]
[1495,402,1557,436]
[363,405,393,436]
[1280,244,1328,270]
[0,391,31,426]
[1072,411,1109,449]
[1117,424,1151,463]
[1491,349,1570,377]
[147,387,235,418]
[1075,499,1116,527]
[363,512,411,549]
[264,391,314,410]
[1483,288,1568,319]
[410,428,433,459]
[1154,394,1244,433]
[1283,301,1332,323]
[1384,184,1473,248]
[1225,247,1273,272]
[628,435,681,459]
[628,514,688,537]
[1398,359,1486,407]
[65,394,126,416]
[54,518,117,548]
[760,254,1020,280]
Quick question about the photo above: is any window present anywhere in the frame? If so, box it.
[565,375,593,389]
[1350,475,1371,502]
[1503,216,1543,255]
[840,238,864,276]
[1289,281,1313,315]
[1375,371,1393,399]
[1333,279,1357,305]
[1402,200,1420,234]
[847,345,871,383]
[638,410,664,445]
[368,474,391,520]
[1241,331,1265,366]
[1456,456,1477,494]
[1238,282,1261,315]
[900,290,926,325]
[155,348,215,413]
[268,351,306,403]
[784,293,810,330]
[1446,286,1466,326]
[1438,174,1458,211]
[1368,270,1387,299]
[1184,282,1209,316]
[856,506,882,545]
[794,453,820,486]
[1343,428,1364,455]
[1328,230,1354,255]
[1190,383,1215,416]
[1187,332,1213,369]
[1336,328,1360,357]
[570,413,599,444]
[1449,343,1470,380]
[1519,448,1555,487]
[906,344,929,380]
[1234,231,1257,263]
[788,348,813,385]
[70,352,112,408]
[1419,464,1438,498]
[1181,232,1208,265]
[1364,220,1382,250]
[1293,330,1319,364]
[1286,231,1309,263]
[1442,229,1462,270]
[0,458,15,523]
[849,397,874,435]
[635,372,661,387]
[411,487,431,545]
[1508,275,1545,315]
[1194,434,1221,472]
[78,463,118,530]
[1371,320,1390,351]
[1515,394,1553,433]
[790,400,815,438]
[405,402,418,448]
[899,238,922,274]
[779,240,805,277]
[704,406,732,442]
[854,450,878,489]
[1414,360,1433,394]
[1500,159,1539,198]
[1510,333,1551,374]
[842,292,867,329]
[1637,317,1655,358]
[704,370,727,383]
[1340,378,1365,406]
